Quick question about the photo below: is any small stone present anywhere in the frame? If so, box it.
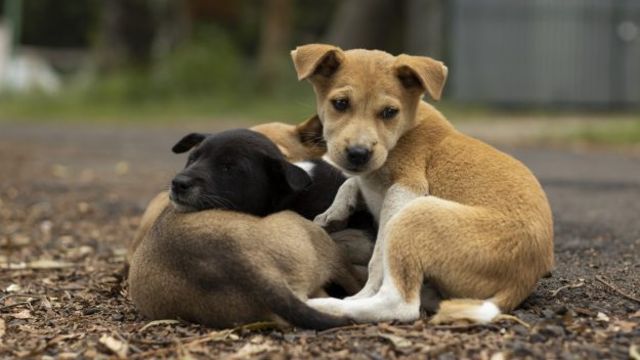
[540,324,566,337]
[542,309,556,319]
[510,341,535,357]
[529,333,545,343]
[512,324,529,336]
[553,305,568,315]
[82,308,100,316]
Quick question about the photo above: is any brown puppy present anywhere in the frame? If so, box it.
[128,192,358,329]
[291,44,554,324]
[128,130,364,329]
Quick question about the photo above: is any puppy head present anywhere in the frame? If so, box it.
[250,115,326,162]
[170,129,312,216]
[291,44,447,174]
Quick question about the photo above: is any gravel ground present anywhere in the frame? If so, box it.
[0,121,638,359]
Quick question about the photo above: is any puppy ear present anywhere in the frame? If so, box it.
[282,162,313,193]
[295,115,326,150]
[172,133,207,153]
[394,54,448,101]
[291,44,344,80]
[268,157,312,194]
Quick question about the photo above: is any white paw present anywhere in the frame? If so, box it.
[313,207,350,231]
[306,298,346,317]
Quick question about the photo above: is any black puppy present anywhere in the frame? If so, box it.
[170,129,312,216]
[171,128,377,238]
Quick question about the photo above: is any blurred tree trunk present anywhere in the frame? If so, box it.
[95,0,156,71]
[257,0,293,94]
[325,0,395,50]
[95,0,192,72]
[153,0,192,59]
[405,0,444,59]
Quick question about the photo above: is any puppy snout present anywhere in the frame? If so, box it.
[346,146,372,167]
[171,175,194,194]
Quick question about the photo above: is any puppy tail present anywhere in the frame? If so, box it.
[429,299,501,324]
[255,281,352,330]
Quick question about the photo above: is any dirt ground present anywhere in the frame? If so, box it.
[1,121,639,359]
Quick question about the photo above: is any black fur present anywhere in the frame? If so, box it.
[170,129,312,216]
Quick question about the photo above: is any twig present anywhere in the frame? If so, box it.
[317,323,370,336]
[550,280,585,297]
[234,321,281,332]
[494,314,531,329]
[596,275,640,304]
[0,293,45,302]
[0,301,34,311]
[431,323,501,332]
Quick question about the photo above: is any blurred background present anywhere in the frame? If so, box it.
[0,0,639,144]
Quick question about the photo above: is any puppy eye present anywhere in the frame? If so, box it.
[380,107,399,120]
[331,98,349,112]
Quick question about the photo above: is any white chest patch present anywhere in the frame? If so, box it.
[293,161,316,177]
[357,177,386,222]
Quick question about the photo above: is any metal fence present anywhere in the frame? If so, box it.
[449,0,640,107]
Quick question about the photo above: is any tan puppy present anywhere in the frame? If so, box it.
[291,44,554,324]
[250,115,326,162]
[128,191,360,329]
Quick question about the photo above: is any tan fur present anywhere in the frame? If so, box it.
[250,115,326,162]
[128,191,363,328]
[292,44,554,323]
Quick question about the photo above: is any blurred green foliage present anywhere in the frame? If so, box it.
[565,119,640,145]
[0,25,316,123]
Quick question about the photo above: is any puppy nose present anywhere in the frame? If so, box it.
[171,175,193,193]
[346,146,372,167]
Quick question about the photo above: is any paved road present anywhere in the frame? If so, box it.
[1,121,638,358]
[3,121,639,245]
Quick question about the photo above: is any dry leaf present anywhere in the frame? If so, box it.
[596,312,610,322]
[630,344,640,360]
[49,334,81,346]
[11,310,33,319]
[58,352,80,360]
[99,334,128,359]
[230,343,276,359]
[139,319,180,332]
[5,284,22,292]
[610,320,637,333]
[0,318,5,339]
[51,164,69,178]
[10,234,30,247]
[40,296,53,310]
[115,162,129,175]
[77,202,90,213]
[1,259,75,270]
[378,333,412,349]
[631,310,640,318]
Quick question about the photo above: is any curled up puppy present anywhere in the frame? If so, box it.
[128,129,364,329]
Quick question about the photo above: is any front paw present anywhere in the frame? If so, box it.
[314,209,349,232]
[306,298,345,317]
